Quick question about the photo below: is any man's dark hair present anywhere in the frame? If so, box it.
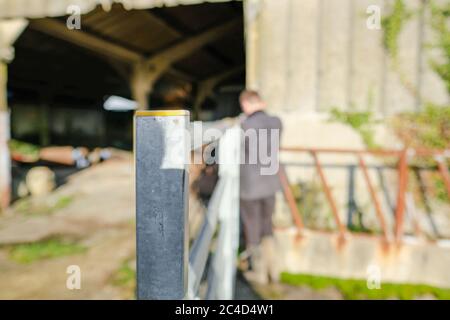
[239,90,262,104]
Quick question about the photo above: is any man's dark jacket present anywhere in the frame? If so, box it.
[240,110,282,200]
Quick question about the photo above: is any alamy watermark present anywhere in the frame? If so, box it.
[190,123,281,176]
[148,122,281,176]
[66,5,81,30]
[366,5,381,30]
[66,265,81,290]
[366,264,382,290]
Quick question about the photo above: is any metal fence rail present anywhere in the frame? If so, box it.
[188,126,241,299]
[280,147,450,244]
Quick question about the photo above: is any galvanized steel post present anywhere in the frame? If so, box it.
[135,110,190,300]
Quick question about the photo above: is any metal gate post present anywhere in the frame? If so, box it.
[135,110,190,300]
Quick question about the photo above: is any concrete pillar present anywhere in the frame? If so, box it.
[130,62,158,110]
[0,61,10,212]
[419,0,449,106]
[284,0,321,113]
[0,19,28,212]
[317,0,352,112]
[244,0,262,91]
[130,74,151,111]
[384,0,421,115]
[350,0,385,114]
[257,0,291,111]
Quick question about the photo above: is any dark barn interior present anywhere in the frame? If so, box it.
[8,2,245,150]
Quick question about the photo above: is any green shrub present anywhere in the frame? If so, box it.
[382,0,410,62]
[391,104,450,150]
[429,1,450,95]
[329,108,379,149]
[8,139,40,161]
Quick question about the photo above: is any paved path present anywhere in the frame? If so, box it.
[0,157,340,300]
[0,158,136,299]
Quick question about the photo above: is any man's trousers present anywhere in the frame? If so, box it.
[240,195,276,248]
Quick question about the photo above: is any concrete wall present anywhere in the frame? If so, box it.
[244,0,450,230]
[274,228,450,288]
[245,0,449,115]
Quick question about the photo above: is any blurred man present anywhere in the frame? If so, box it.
[239,90,282,284]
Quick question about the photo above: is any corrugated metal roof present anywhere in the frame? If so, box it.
[0,0,233,19]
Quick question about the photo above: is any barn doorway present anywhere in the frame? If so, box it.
[8,1,246,150]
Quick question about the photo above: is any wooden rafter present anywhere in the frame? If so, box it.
[29,19,142,64]
[29,17,241,109]
[194,65,244,117]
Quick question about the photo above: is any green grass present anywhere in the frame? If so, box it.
[111,260,136,288]
[14,195,74,216]
[53,196,74,211]
[111,260,136,299]
[281,272,450,300]
[9,238,86,264]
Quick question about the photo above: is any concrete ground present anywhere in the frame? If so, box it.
[0,156,344,300]
[238,272,342,300]
[0,157,136,299]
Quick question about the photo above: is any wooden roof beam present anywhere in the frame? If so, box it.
[29,19,142,64]
[28,18,241,110]
[194,65,244,118]
[131,18,241,109]
[146,10,235,66]
[144,18,241,74]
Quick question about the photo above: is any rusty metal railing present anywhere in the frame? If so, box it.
[279,147,450,244]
